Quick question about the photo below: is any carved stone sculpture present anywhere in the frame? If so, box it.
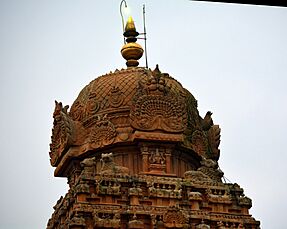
[47,66,260,228]
[198,158,224,182]
[130,66,187,133]
[100,153,129,175]
[49,101,74,166]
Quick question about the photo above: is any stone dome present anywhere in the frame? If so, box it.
[49,66,220,176]
[70,66,198,134]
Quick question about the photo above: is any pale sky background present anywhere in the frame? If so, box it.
[0,0,286,228]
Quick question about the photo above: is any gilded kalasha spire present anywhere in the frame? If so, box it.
[121,16,143,67]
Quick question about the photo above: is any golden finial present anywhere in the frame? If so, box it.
[125,16,136,35]
[121,16,144,67]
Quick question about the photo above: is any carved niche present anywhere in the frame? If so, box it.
[130,66,187,133]
[140,144,172,175]
[89,114,117,149]
[50,101,74,166]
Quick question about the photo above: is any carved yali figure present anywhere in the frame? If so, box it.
[100,153,129,175]
[184,169,212,183]
[184,157,223,183]
[50,101,74,166]
[198,158,223,183]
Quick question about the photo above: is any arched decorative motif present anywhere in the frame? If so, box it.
[163,206,189,228]
[130,66,187,133]
[89,115,117,148]
[69,85,101,122]
[109,86,124,108]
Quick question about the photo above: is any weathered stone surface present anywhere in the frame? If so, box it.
[47,66,260,228]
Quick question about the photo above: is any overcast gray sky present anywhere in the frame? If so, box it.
[0,0,286,228]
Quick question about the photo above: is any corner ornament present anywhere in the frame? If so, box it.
[49,101,74,166]
[200,111,221,161]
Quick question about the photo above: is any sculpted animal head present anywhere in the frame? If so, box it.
[80,157,96,168]
[101,153,114,162]
[200,158,218,168]
[53,101,63,118]
[206,111,213,116]
[53,101,69,118]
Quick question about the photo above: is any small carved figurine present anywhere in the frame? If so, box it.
[100,153,129,175]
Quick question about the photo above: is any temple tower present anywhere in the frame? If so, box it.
[47,15,260,229]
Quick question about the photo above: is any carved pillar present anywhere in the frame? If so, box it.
[141,145,149,173]
[166,148,172,174]
[129,188,140,205]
